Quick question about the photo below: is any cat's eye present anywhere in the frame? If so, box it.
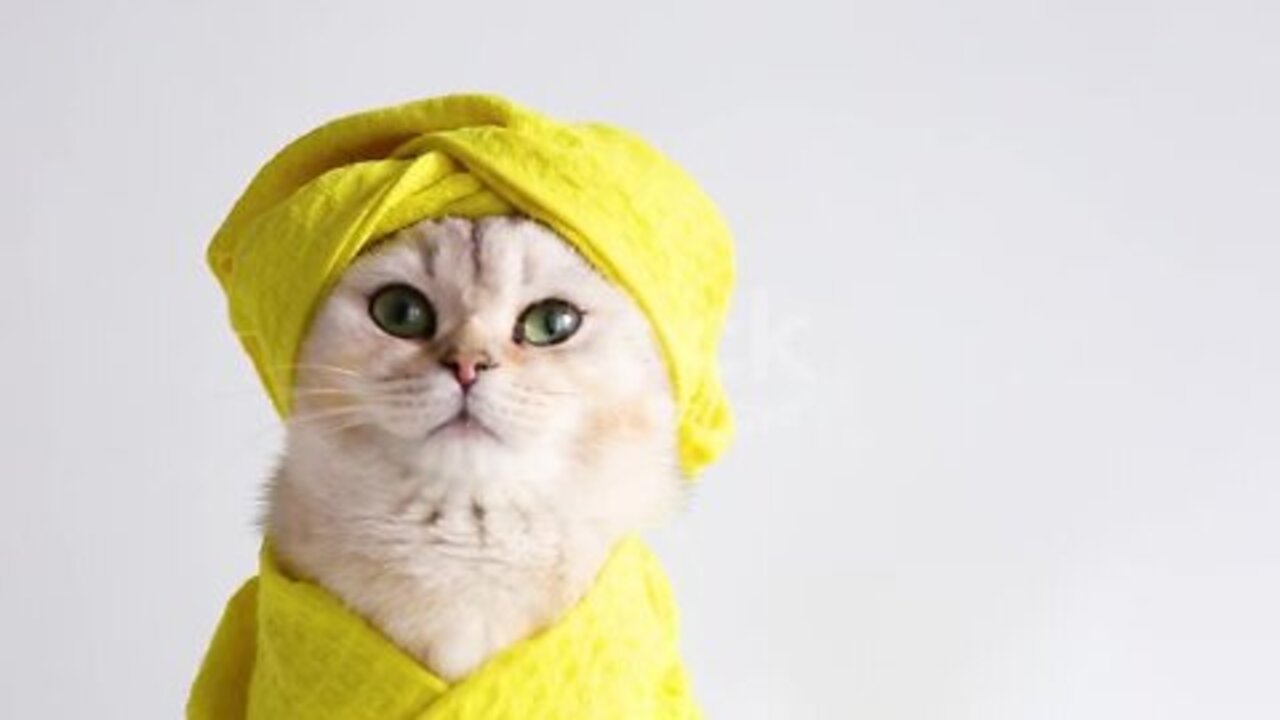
[369,284,436,339]
[516,299,583,346]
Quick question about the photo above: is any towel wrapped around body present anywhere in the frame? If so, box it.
[188,538,699,719]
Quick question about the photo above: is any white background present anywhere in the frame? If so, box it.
[1,1,1277,717]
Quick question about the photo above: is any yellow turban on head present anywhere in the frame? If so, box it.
[208,93,734,477]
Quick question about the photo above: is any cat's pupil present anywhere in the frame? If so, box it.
[392,300,418,324]
[546,309,570,333]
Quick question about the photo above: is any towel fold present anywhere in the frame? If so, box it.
[187,537,700,719]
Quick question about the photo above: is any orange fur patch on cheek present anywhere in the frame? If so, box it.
[571,393,658,468]
[503,343,530,369]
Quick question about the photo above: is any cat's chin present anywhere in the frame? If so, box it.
[423,413,502,445]
[402,428,556,485]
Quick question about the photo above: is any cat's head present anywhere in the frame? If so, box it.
[287,215,680,522]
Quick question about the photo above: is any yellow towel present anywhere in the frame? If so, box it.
[206,92,734,476]
[187,537,700,719]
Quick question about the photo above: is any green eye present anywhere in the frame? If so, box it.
[517,299,583,346]
[369,284,436,339]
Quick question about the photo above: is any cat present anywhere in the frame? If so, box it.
[264,214,684,681]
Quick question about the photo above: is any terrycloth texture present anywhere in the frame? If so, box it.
[206,93,735,476]
[187,538,700,719]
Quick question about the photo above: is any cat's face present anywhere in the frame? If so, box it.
[290,215,678,504]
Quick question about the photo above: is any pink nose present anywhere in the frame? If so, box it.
[443,355,494,389]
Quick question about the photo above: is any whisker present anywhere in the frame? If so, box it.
[284,405,365,426]
[290,387,358,397]
[269,362,368,379]
[321,418,377,435]
[291,383,439,399]
[508,382,578,398]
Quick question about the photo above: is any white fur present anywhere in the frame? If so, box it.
[264,216,682,680]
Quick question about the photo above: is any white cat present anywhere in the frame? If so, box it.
[265,215,684,681]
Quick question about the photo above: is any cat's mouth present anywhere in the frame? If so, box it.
[424,405,500,443]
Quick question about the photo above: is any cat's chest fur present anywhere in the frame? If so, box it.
[269,459,611,681]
